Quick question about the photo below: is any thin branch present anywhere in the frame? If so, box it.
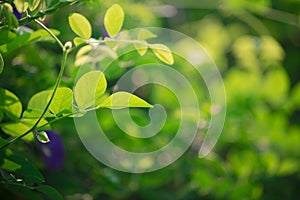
[34,19,64,50]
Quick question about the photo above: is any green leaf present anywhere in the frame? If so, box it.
[138,29,157,40]
[49,87,73,115]
[104,4,125,38]
[26,90,53,118]
[0,29,60,55]
[1,118,49,141]
[134,40,148,56]
[68,13,92,39]
[0,53,3,74]
[0,137,8,147]
[8,153,45,184]
[76,45,93,58]
[74,71,107,109]
[14,0,28,12]
[36,131,50,143]
[104,37,118,49]
[35,185,63,200]
[28,0,40,11]
[73,37,86,46]
[150,44,174,65]
[0,89,22,120]
[1,158,22,171]
[98,91,153,109]
[0,30,16,46]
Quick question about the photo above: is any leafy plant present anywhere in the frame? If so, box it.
[0,2,174,198]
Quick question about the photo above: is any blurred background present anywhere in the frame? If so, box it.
[1,0,300,199]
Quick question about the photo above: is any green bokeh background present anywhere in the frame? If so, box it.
[1,0,300,199]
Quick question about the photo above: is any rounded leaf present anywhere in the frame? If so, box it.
[0,88,22,120]
[138,29,157,40]
[99,91,153,109]
[49,87,73,115]
[134,40,148,56]
[74,71,107,109]
[104,4,125,38]
[68,13,92,39]
[26,90,53,118]
[1,118,49,141]
[150,44,174,65]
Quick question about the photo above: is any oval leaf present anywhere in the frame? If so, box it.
[74,71,107,109]
[25,90,53,118]
[1,118,49,141]
[14,0,28,12]
[28,0,40,11]
[104,4,125,38]
[134,40,148,56]
[68,13,92,39]
[138,29,157,40]
[99,91,153,109]
[150,44,174,65]
[1,158,22,171]
[73,37,86,46]
[49,87,73,115]
[0,89,22,120]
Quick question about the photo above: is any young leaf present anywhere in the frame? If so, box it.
[0,89,22,120]
[68,13,92,39]
[73,37,86,46]
[138,29,157,40]
[134,40,148,56]
[98,91,153,109]
[1,118,49,141]
[0,29,60,55]
[150,44,174,65]
[28,0,40,11]
[26,90,54,118]
[35,131,50,143]
[14,0,29,12]
[1,159,22,171]
[49,87,73,115]
[104,37,118,49]
[76,45,93,58]
[104,4,125,38]
[0,53,3,74]
[74,71,107,109]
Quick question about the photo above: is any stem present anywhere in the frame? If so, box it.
[17,0,80,26]
[89,39,148,46]
[0,20,69,150]
[34,19,64,50]
[0,51,68,150]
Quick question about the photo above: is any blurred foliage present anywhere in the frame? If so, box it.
[1,0,300,199]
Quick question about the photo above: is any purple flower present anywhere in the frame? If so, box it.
[102,27,111,39]
[36,130,65,170]
[12,6,22,20]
